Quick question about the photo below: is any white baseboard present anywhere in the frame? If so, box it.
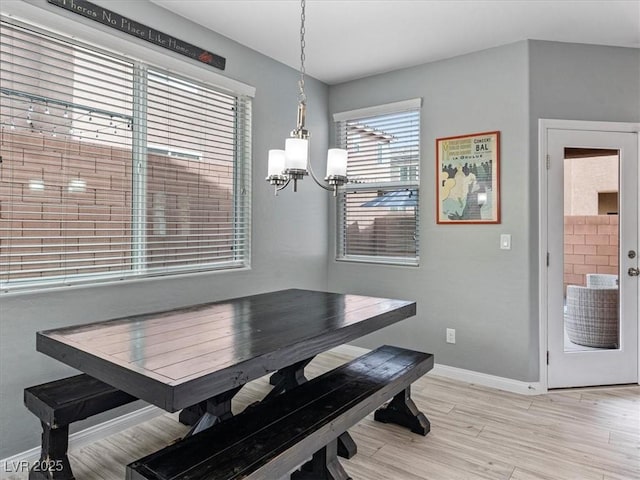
[430,364,544,395]
[331,344,544,396]
[1,405,163,475]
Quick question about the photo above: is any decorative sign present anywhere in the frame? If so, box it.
[47,0,226,71]
[436,131,500,224]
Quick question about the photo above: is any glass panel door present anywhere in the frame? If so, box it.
[563,148,620,352]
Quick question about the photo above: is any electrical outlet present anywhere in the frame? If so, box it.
[446,328,456,344]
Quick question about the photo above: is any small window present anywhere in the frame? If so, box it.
[598,192,618,215]
[334,101,420,265]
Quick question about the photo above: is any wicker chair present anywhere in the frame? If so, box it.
[565,285,619,348]
[586,273,618,288]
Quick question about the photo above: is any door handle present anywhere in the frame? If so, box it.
[629,267,640,277]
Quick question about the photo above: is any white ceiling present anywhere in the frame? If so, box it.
[151,0,640,85]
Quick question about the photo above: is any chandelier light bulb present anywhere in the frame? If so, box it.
[284,138,308,171]
[268,149,286,176]
[326,149,348,177]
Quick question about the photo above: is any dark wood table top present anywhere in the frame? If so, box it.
[37,289,416,412]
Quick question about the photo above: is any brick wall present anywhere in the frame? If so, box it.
[0,129,231,282]
[564,215,618,291]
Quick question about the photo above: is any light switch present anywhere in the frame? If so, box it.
[500,234,511,250]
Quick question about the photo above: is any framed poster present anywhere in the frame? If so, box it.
[436,131,500,224]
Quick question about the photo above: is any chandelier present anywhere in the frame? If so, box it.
[266,0,349,196]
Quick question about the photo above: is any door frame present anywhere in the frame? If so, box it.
[538,118,640,391]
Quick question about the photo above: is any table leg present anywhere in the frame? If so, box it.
[374,386,430,435]
[184,386,243,437]
[336,432,357,459]
[291,439,351,480]
[264,357,358,459]
[263,357,313,400]
[178,402,206,426]
[268,370,282,386]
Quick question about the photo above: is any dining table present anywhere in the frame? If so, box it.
[36,288,417,443]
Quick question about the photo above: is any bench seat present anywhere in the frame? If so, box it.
[25,374,137,480]
[127,345,433,480]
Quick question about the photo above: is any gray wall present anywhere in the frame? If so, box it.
[327,39,640,384]
[0,0,331,458]
[327,41,533,380]
[529,41,640,125]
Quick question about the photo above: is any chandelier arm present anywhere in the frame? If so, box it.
[276,178,292,192]
[306,159,335,192]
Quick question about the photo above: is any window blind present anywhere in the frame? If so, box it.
[335,106,420,265]
[145,70,251,273]
[0,21,251,291]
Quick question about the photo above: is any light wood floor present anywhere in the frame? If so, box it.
[3,350,639,480]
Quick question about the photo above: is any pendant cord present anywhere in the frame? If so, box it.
[298,0,306,104]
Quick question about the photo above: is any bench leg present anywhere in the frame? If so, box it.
[291,439,351,480]
[374,386,430,435]
[29,423,74,480]
[185,386,243,437]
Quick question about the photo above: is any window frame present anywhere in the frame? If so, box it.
[0,19,252,293]
[334,99,421,266]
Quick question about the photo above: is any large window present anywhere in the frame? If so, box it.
[0,21,251,291]
[335,100,420,265]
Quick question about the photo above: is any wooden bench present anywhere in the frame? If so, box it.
[24,374,137,480]
[127,345,433,480]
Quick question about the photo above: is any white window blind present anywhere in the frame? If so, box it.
[335,104,420,265]
[0,21,251,291]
